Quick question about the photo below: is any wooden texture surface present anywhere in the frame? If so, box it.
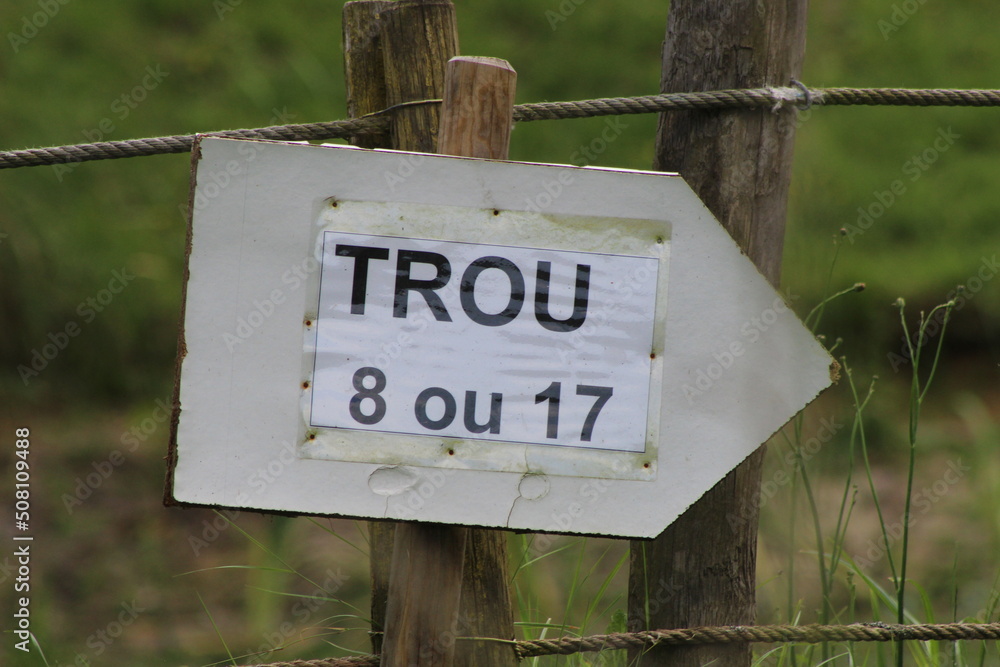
[437,56,516,159]
[377,56,518,667]
[343,1,458,656]
[380,0,459,153]
[441,59,518,665]
[456,527,517,666]
[342,3,396,653]
[627,2,809,666]
[380,525,469,666]
[343,1,391,150]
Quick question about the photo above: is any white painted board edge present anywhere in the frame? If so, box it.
[167,137,835,539]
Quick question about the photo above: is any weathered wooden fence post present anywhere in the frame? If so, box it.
[343,1,391,148]
[379,55,517,667]
[627,2,808,666]
[381,524,469,666]
[343,0,459,654]
[343,4,517,662]
[439,59,519,666]
[342,3,395,653]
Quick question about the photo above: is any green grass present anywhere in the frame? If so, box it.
[3,0,1000,396]
[3,1,1000,665]
[753,255,1000,666]
[3,244,998,667]
[175,283,992,664]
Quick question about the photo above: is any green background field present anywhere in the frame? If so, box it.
[1,1,998,665]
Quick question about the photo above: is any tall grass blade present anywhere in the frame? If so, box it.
[197,591,237,666]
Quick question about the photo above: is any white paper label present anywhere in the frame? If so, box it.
[308,231,659,452]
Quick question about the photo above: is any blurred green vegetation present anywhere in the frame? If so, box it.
[1,0,998,400]
[2,0,999,665]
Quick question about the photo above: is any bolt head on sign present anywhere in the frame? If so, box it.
[166,137,834,539]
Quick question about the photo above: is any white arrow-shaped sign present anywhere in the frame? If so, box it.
[167,137,834,539]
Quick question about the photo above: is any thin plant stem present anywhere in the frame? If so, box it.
[798,444,830,661]
[895,298,956,667]
[847,364,893,581]
[782,254,860,665]
[198,591,237,666]
[804,283,865,331]
[805,230,847,330]
[787,439,799,667]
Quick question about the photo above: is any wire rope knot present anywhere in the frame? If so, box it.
[790,79,813,110]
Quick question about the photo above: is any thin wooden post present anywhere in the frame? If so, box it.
[343,5,396,654]
[342,0,457,655]
[436,57,516,158]
[342,4,394,654]
[379,0,458,153]
[439,59,519,667]
[381,525,469,666]
[379,56,517,667]
[627,2,808,666]
[343,1,391,149]
[456,530,517,666]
